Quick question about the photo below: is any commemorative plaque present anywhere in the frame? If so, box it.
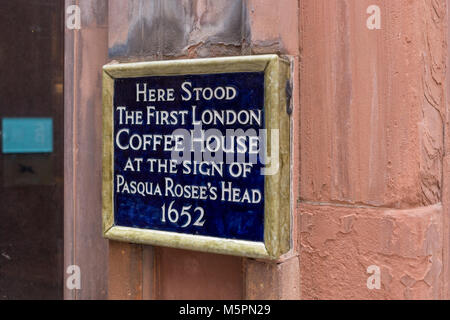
[102,55,290,259]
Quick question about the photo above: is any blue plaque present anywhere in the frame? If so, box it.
[2,118,53,154]
[103,56,291,259]
[113,72,265,242]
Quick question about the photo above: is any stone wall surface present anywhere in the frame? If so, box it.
[298,0,448,299]
[65,0,450,299]
[65,0,109,300]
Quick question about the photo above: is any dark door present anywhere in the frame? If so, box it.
[0,0,64,299]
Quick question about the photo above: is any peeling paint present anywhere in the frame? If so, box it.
[299,203,443,299]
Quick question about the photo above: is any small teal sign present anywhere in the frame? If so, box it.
[2,118,53,154]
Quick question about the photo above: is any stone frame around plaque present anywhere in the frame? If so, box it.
[102,55,291,259]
